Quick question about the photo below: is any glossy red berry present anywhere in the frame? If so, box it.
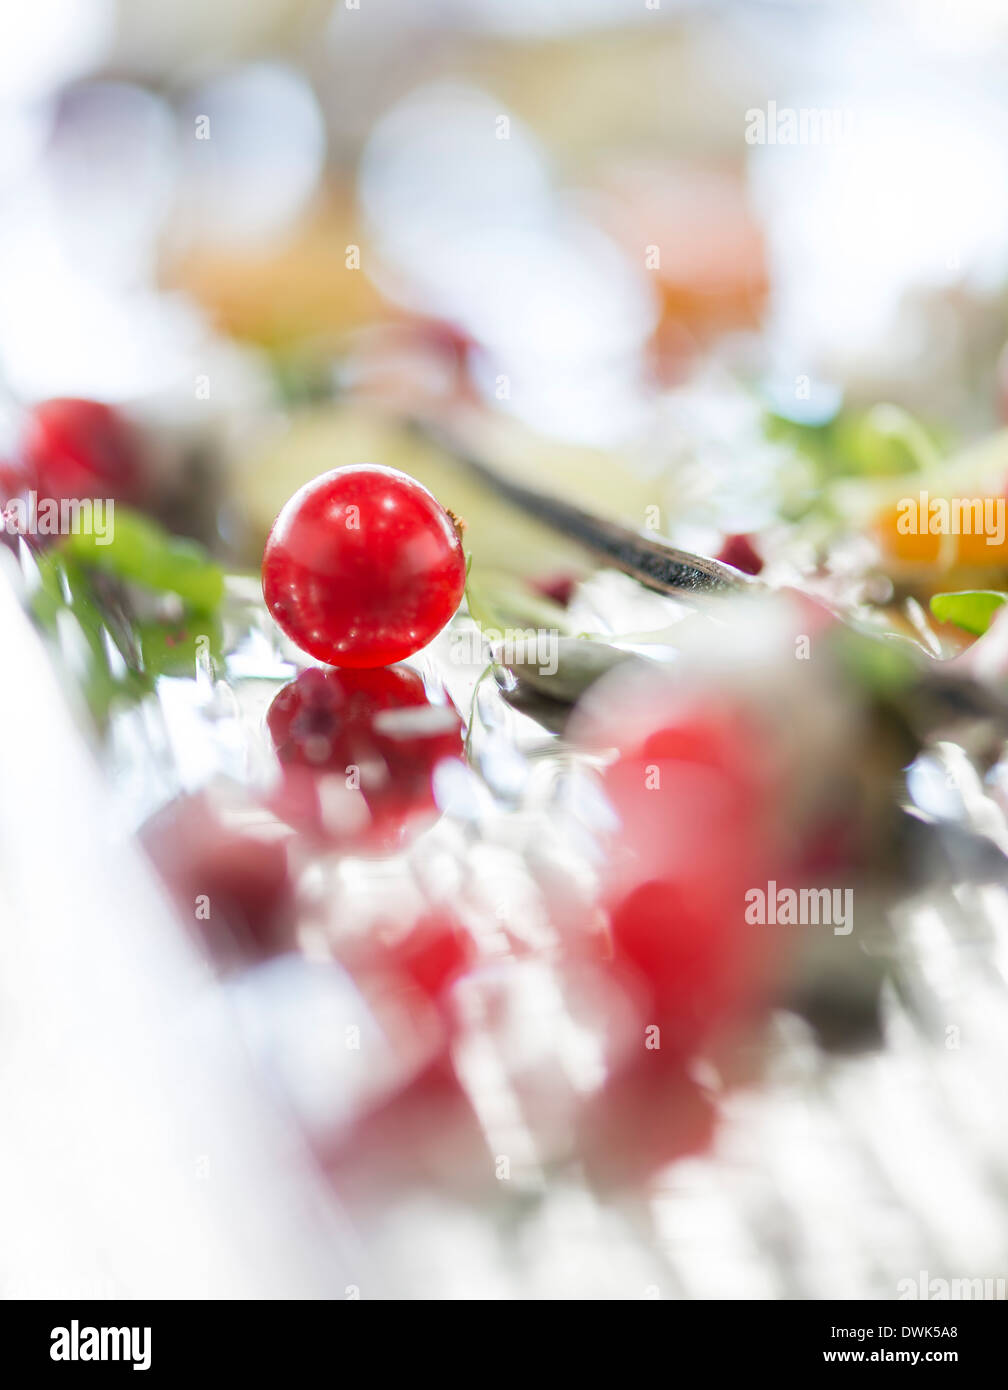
[23,398,142,505]
[267,664,463,845]
[262,465,466,668]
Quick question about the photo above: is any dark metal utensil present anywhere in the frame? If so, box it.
[413,420,751,596]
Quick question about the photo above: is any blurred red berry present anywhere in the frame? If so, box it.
[601,754,779,1049]
[573,677,788,1053]
[23,398,142,505]
[577,689,774,805]
[532,573,578,607]
[143,796,294,962]
[716,532,763,576]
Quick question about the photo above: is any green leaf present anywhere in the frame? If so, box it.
[930,590,1007,636]
[136,614,223,678]
[30,551,149,725]
[765,403,945,501]
[835,405,941,478]
[833,625,920,695]
[63,507,224,611]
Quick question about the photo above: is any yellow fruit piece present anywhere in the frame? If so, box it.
[876,497,1008,569]
[163,192,386,348]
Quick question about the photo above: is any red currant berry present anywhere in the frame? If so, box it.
[23,398,142,505]
[716,532,763,576]
[262,465,466,668]
[532,572,578,607]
